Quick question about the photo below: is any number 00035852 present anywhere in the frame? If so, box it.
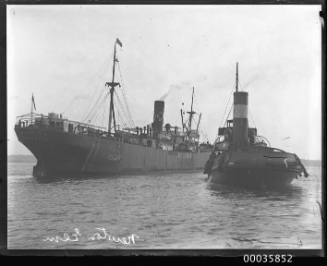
[243,254,292,263]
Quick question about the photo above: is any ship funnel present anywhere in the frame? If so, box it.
[152,100,165,138]
[232,63,249,148]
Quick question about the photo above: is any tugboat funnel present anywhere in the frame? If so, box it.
[232,63,249,148]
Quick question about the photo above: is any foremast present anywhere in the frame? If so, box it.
[106,38,123,134]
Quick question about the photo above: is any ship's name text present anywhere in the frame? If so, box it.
[43,228,139,245]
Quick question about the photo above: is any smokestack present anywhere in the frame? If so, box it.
[232,91,249,148]
[152,100,165,138]
[232,62,248,148]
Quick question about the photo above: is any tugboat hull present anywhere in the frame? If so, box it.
[208,167,297,189]
[204,147,307,189]
[204,63,308,189]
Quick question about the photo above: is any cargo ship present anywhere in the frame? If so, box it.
[15,38,212,178]
[204,63,308,188]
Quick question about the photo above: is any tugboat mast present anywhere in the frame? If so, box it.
[235,62,239,92]
[106,38,122,134]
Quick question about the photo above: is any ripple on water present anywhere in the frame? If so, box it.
[7,163,322,249]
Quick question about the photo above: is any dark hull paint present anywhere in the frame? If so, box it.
[15,126,210,178]
[208,167,297,189]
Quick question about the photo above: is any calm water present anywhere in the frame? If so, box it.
[8,161,322,249]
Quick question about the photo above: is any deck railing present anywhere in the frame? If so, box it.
[15,113,208,151]
[16,113,107,132]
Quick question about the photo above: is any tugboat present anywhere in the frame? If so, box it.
[204,63,308,188]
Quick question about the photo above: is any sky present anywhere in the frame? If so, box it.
[7,5,322,160]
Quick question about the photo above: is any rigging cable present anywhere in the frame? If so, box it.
[115,103,129,129]
[225,104,233,124]
[115,89,132,127]
[117,62,135,127]
[92,94,108,127]
[114,91,130,129]
[239,79,257,129]
[118,69,134,127]
[83,90,109,123]
[79,50,114,122]
[114,90,132,128]
[64,58,110,118]
[96,93,109,129]
[248,107,257,129]
[219,88,233,128]
[81,83,107,122]
[82,90,107,123]
[199,126,210,142]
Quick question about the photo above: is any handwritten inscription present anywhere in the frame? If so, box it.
[43,227,139,246]
[88,228,139,245]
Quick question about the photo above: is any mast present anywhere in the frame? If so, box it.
[235,62,239,92]
[196,113,202,135]
[30,95,33,123]
[187,86,196,130]
[106,38,122,134]
[31,93,36,125]
[180,108,184,132]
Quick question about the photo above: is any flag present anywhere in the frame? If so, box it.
[116,38,123,47]
[32,93,36,111]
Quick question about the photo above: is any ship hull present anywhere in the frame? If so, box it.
[204,146,306,189]
[15,126,210,178]
[208,167,297,189]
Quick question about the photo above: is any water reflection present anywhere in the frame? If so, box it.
[206,181,304,201]
[9,161,321,249]
[34,174,121,184]
[34,170,201,184]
